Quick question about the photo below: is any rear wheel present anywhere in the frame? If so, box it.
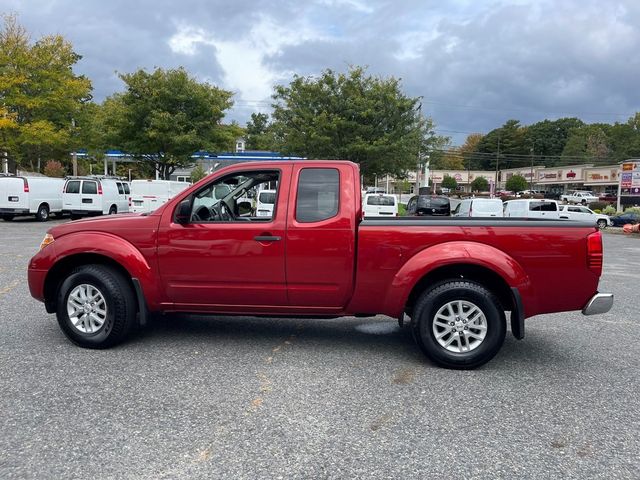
[1,214,14,221]
[35,203,49,222]
[412,280,506,369]
[108,205,117,215]
[56,264,136,348]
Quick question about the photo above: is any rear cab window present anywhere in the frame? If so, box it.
[296,168,340,222]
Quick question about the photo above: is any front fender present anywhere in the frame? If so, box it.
[383,241,531,318]
[42,232,161,310]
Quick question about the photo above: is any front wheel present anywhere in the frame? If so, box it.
[412,280,506,369]
[597,219,607,229]
[56,264,136,348]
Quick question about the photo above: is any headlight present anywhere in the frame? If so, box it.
[39,233,54,251]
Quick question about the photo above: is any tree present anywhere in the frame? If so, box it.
[0,14,92,171]
[43,160,66,177]
[190,164,206,182]
[102,67,235,179]
[471,177,489,192]
[270,66,447,177]
[441,174,458,190]
[245,112,274,150]
[505,174,528,193]
[477,120,528,170]
[561,124,610,160]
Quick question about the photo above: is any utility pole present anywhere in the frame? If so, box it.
[529,146,534,192]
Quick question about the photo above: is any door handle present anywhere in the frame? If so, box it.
[254,235,281,242]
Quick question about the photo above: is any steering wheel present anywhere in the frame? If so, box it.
[212,200,235,221]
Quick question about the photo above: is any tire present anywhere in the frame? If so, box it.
[56,264,136,349]
[597,219,607,229]
[108,205,117,215]
[2,215,14,221]
[581,200,586,205]
[70,214,81,221]
[35,203,49,222]
[411,280,506,369]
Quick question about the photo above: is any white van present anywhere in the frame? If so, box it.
[0,175,65,221]
[503,199,560,219]
[63,177,130,218]
[363,193,398,217]
[453,198,503,218]
[130,180,190,213]
[256,189,276,217]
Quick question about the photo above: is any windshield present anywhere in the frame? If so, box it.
[367,195,395,206]
[258,191,276,204]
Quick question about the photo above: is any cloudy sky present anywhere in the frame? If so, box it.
[4,0,640,144]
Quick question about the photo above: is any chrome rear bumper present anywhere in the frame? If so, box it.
[582,293,614,315]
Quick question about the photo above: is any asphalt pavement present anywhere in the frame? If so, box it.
[0,217,638,479]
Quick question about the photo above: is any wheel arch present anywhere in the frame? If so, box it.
[43,253,134,313]
[384,241,531,320]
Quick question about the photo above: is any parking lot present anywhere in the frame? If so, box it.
[1,218,638,479]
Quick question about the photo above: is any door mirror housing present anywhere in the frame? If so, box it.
[174,198,192,224]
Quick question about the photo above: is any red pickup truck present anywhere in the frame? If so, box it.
[28,161,613,369]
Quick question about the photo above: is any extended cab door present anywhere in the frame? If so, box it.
[157,166,291,310]
[285,164,357,310]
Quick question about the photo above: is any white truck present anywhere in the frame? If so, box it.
[560,191,599,205]
[130,180,190,213]
[0,175,65,221]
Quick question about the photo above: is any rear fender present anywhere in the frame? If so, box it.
[384,241,531,318]
[44,232,161,310]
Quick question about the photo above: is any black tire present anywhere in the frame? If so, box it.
[108,205,117,215]
[2,214,14,221]
[70,214,81,221]
[56,264,136,349]
[597,219,607,229]
[35,203,49,222]
[412,280,506,369]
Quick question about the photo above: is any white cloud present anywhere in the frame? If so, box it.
[169,15,329,101]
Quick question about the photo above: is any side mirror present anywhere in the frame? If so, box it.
[237,201,252,217]
[174,198,191,224]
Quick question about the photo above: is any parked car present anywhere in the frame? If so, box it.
[62,177,130,218]
[130,180,190,214]
[599,192,617,202]
[28,160,612,370]
[406,195,450,216]
[503,199,560,219]
[558,205,611,229]
[561,191,599,205]
[363,193,398,217]
[452,198,503,217]
[256,189,277,217]
[0,175,65,221]
[610,211,640,227]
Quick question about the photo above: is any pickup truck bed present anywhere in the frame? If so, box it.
[28,161,612,369]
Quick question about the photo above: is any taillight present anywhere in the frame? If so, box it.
[587,231,603,275]
[23,178,29,193]
[98,182,103,195]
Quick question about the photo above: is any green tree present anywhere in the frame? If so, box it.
[477,120,528,170]
[523,118,584,165]
[0,14,92,171]
[471,176,489,192]
[505,174,528,193]
[270,66,447,177]
[561,124,610,160]
[245,112,273,150]
[190,164,206,182]
[101,67,234,179]
[441,174,458,190]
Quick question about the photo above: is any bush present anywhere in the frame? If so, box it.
[441,175,458,191]
[43,160,66,177]
[471,177,489,192]
[624,207,640,214]
[588,201,607,211]
[593,209,601,214]
[505,174,528,193]
[603,205,616,216]
[190,164,206,183]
